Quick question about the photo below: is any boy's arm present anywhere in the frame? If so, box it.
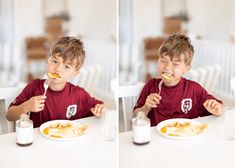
[90,104,105,118]
[134,93,161,117]
[6,103,29,121]
[79,88,104,118]
[196,83,223,116]
[6,95,46,121]
[203,99,223,116]
[133,105,150,117]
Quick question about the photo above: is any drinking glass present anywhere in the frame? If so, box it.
[102,109,117,141]
[224,108,235,140]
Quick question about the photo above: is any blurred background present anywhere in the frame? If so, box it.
[1,0,235,133]
[0,0,117,108]
[119,0,235,131]
[119,0,235,105]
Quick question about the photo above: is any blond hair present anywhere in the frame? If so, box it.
[158,34,194,65]
[49,37,85,70]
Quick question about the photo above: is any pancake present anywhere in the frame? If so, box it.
[43,122,88,138]
[48,72,61,79]
[161,121,208,137]
[161,73,174,82]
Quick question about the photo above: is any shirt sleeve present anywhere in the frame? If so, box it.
[9,80,36,107]
[197,84,223,116]
[133,79,155,111]
[80,89,103,118]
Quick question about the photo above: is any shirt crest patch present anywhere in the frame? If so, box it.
[181,98,192,114]
[66,105,77,119]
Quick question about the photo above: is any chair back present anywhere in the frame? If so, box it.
[0,86,24,134]
[231,77,235,95]
[187,64,221,94]
[70,65,102,96]
[117,83,144,132]
[210,64,221,93]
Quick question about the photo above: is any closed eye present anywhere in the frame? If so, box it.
[65,65,72,70]
[173,63,180,66]
[52,59,58,64]
[160,59,167,63]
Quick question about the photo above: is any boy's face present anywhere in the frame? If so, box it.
[46,54,78,84]
[157,54,190,86]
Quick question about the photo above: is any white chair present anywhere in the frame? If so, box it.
[231,77,235,95]
[70,67,89,88]
[110,78,118,107]
[2,43,11,70]
[204,65,214,92]
[0,44,24,86]
[89,65,102,95]
[187,64,221,94]
[71,65,102,96]
[186,69,200,82]
[210,64,221,93]
[197,67,208,87]
[0,86,24,134]
[116,83,144,132]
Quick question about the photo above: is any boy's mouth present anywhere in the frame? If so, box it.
[47,72,62,80]
[161,72,174,82]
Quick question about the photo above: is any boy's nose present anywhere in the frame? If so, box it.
[164,62,172,69]
[55,64,63,71]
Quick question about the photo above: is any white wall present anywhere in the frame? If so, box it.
[0,0,14,43]
[68,0,116,41]
[14,0,44,44]
[0,0,116,91]
[119,0,235,85]
[186,0,207,38]
[44,0,66,16]
[119,0,162,44]
[120,0,235,44]
[163,0,185,17]
[187,0,233,41]
[119,0,133,44]
[11,0,116,45]
[132,0,162,44]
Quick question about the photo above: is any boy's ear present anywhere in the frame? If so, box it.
[75,70,79,75]
[72,70,79,78]
[184,65,191,73]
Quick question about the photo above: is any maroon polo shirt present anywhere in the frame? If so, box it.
[10,79,103,127]
[134,78,223,127]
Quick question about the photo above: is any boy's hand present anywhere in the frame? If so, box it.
[90,104,105,117]
[23,95,46,112]
[144,93,161,111]
[203,99,222,115]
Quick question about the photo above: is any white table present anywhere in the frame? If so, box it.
[0,117,117,168]
[119,109,235,168]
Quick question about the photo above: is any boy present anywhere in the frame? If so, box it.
[6,37,105,127]
[134,33,223,126]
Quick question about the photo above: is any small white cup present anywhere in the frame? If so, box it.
[224,108,235,140]
[102,109,117,141]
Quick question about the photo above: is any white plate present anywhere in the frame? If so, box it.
[40,120,88,141]
[156,118,208,140]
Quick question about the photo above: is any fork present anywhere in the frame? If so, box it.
[158,79,163,95]
[43,77,52,96]
[28,78,51,117]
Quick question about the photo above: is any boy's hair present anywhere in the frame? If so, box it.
[49,36,85,70]
[158,33,194,66]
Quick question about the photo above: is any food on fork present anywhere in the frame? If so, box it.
[47,72,61,79]
[161,73,174,82]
